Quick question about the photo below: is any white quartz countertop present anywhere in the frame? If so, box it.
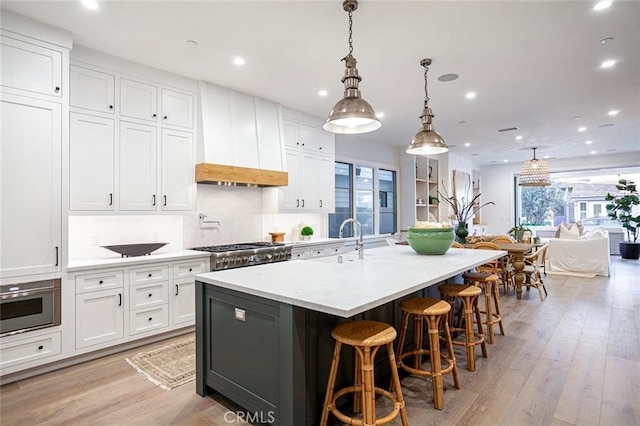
[196,245,506,317]
[67,250,211,272]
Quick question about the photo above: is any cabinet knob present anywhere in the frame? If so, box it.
[38,345,44,350]
[148,273,152,277]
[148,317,153,321]
[109,105,114,109]
[99,280,104,284]
[54,86,60,93]
[188,268,193,272]
[152,113,157,118]
[319,146,322,150]
[163,116,167,120]
[148,293,152,297]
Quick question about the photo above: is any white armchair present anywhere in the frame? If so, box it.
[546,228,610,277]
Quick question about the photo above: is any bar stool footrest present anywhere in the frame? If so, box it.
[330,385,404,426]
[398,349,456,377]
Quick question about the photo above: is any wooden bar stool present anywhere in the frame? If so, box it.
[462,272,504,344]
[320,320,408,426]
[396,298,460,409]
[438,284,487,372]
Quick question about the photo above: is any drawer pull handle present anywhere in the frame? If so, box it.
[99,280,104,284]
[148,293,152,297]
[148,317,153,321]
[38,345,44,350]
[188,268,193,272]
[118,293,122,306]
[148,273,152,277]
[175,284,179,296]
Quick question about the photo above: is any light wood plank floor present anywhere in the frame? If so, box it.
[1,257,638,425]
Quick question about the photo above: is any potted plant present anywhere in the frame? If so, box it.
[507,224,532,243]
[606,179,640,259]
[300,226,314,241]
[438,176,494,243]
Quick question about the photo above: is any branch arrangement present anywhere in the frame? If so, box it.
[437,174,494,223]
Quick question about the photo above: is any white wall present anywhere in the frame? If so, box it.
[480,152,640,235]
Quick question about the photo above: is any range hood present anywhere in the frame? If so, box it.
[195,163,288,187]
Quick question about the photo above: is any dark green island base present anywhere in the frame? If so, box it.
[195,281,427,425]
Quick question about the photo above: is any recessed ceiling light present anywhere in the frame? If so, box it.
[585,140,593,144]
[185,40,198,47]
[437,73,459,82]
[516,135,523,140]
[464,142,470,147]
[465,92,476,99]
[81,0,99,9]
[318,90,328,97]
[591,150,597,154]
[376,112,385,119]
[578,127,587,132]
[607,110,619,116]
[600,59,616,68]
[600,37,614,44]
[503,159,508,163]
[544,155,550,159]
[233,57,245,66]
[594,1,612,11]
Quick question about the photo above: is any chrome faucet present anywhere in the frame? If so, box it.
[339,218,364,260]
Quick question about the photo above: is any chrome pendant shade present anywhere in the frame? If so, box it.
[519,148,551,186]
[323,0,381,135]
[406,58,448,155]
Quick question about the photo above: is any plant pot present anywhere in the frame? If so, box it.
[619,242,640,260]
[302,235,311,241]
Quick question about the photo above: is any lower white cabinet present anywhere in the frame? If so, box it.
[0,332,62,369]
[291,242,345,260]
[75,288,124,349]
[129,305,169,336]
[172,279,195,325]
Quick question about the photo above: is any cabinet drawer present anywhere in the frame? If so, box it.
[173,259,208,279]
[75,270,123,293]
[0,332,61,369]
[291,248,308,260]
[129,281,168,310]
[129,265,168,284]
[129,305,168,335]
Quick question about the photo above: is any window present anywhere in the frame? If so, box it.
[578,202,587,220]
[328,162,397,238]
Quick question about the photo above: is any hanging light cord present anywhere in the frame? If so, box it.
[424,64,430,105]
[347,7,354,55]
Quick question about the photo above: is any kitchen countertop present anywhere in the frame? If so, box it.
[195,245,505,317]
[67,250,211,272]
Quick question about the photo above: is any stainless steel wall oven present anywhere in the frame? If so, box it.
[0,279,61,337]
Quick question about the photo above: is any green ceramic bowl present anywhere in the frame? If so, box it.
[406,226,455,255]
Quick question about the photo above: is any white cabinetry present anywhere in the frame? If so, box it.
[68,63,195,212]
[0,332,62,369]
[265,116,335,213]
[291,241,345,260]
[69,113,115,211]
[171,259,207,325]
[70,65,114,113]
[128,265,169,336]
[1,94,62,279]
[0,35,62,98]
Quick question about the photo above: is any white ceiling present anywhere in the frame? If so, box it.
[3,0,639,166]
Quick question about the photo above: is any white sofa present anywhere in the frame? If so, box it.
[546,228,610,277]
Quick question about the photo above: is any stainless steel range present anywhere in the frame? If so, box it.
[190,242,291,270]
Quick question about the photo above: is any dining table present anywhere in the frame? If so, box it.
[462,241,535,299]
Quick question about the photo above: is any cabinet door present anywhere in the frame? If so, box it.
[160,129,193,211]
[69,113,115,211]
[70,65,115,114]
[161,89,193,128]
[282,118,299,149]
[317,154,335,213]
[299,123,316,151]
[120,78,158,122]
[119,121,157,211]
[298,151,317,211]
[172,279,195,325]
[279,148,300,212]
[255,99,284,171]
[230,91,259,168]
[316,129,335,155]
[0,35,62,97]
[1,94,61,278]
[75,289,124,349]
[200,83,233,164]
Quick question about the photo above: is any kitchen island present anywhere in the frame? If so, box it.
[195,245,505,425]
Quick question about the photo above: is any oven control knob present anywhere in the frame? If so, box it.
[222,258,230,267]
[265,254,273,261]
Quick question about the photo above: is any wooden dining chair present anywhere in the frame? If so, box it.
[490,236,515,244]
[522,244,548,301]
[489,237,515,294]
[451,241,465,248]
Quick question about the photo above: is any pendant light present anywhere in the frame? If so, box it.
[406,58,449,155]
[323,0,381,135]
[519,148,551,186]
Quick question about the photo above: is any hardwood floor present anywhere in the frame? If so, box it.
[1,257,638,425]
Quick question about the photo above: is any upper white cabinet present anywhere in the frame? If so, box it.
[200,81,284,171]
[0,35,62,98]
[161,88,193,129]
[69,113,115,211]
[120,78,157,123]
[70,65,115,114]
[264,116,335,214]
[68,63,196,212]
[1,94,62,278]
[119,121,158,211]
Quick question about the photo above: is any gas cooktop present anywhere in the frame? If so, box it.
[190,242,284,253]
[190,242,291,270]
